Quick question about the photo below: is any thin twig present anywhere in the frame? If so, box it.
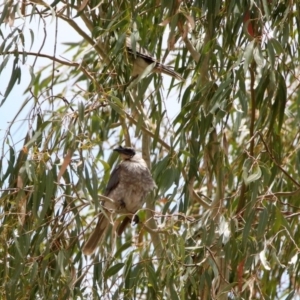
[259,132,300,187]
[3,51,104,92]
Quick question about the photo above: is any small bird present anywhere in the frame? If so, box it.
[126,37,183,81]
[82,146,157,255]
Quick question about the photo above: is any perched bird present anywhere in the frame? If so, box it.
[126,37,183,81]
[82,146,157,255]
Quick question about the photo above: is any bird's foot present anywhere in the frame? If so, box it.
[117,214,139,236]
[132,214,139,225]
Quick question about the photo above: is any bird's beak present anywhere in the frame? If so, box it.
[113,146,124,153]
[113,146,136,157]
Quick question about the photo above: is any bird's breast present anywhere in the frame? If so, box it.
[109,161,155,213]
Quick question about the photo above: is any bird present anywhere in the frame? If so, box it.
[82,146,157,255]
[126,37,183,81]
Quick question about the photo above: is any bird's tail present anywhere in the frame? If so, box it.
[82,214,110,255]
[158,63,184,81]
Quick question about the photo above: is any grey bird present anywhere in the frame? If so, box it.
[82,146,157,255]
[126,37,183,81]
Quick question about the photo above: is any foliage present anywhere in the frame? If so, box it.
[0,0,300,299]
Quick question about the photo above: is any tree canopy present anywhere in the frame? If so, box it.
[0,0,300,299]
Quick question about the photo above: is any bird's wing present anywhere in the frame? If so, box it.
[126,37,156,63]
[126,37,183,81]
[104,165,121,196]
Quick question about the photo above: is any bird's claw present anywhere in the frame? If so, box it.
[132,215,139,225]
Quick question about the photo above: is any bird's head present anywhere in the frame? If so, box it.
[114,146,136,160]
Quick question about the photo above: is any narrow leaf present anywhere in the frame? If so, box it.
[244,40,255,74]
[104,263,125,279]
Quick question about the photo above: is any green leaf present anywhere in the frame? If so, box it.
[124,252,133,291]
[27,65,36,88]
[29,28,35,50]
[1,145,16,184]
[261,0,270,20]
[37,169,54,226]
[114,241,132,258]
[78,101,85,123]
[146,263,158,290]
[24,130,42,149]
[1,65,21,106]
[242,210,255,248]
[109,96,125,117]
[58,250,67,276]
[104,263,125,279]
[253,45,264,69]
[285,291,295,300]
[244,40,255,74]
[269,38,283,55]
[0,55,10,74]
[267,40,276,69]
[0,2,9,25]
[257,208,268,239]
[259,247,271,270]
[242,159,262,185]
